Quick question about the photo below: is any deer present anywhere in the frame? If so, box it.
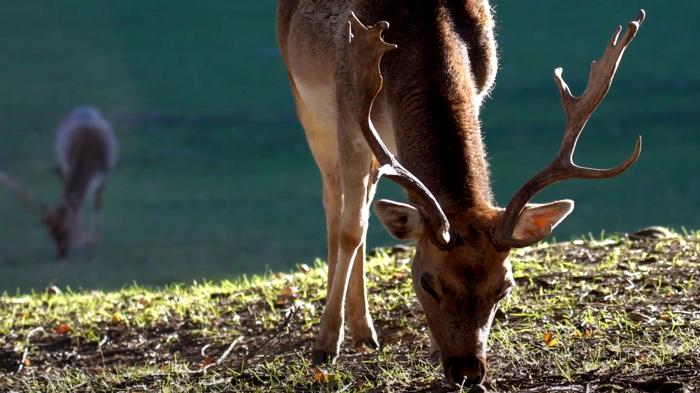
[0,106,118,258]
[277,1,644,387]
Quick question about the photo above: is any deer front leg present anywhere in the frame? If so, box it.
[312,126,374,365]
[321,172,341,297]
[89,181,105,244]
[345,236,378,350]
[345,161,379,350]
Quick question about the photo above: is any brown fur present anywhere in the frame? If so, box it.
[277,1,533,387]
[44,108,116,258]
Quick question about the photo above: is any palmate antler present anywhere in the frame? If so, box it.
[0,171,46,216]
[492,10,646,249]
[347,12,452,245]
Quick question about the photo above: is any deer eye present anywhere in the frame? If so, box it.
[420,274,440,300]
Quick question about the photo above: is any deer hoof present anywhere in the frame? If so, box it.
[311,350,337,366]
[353,335,379,351]
[468,384,488,393]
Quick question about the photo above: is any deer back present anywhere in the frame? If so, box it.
[55,106,117,208]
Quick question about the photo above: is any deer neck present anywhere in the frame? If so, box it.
[382,4,494,217]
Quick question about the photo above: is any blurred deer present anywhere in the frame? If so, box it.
[278,1,644,387]
[0,106,117,258]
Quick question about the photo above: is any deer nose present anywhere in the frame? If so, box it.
[445,355,486,387]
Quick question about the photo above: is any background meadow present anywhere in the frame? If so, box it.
[0,1,697,292]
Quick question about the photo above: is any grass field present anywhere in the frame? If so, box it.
[1,234,698,391]
[1,2,699,292]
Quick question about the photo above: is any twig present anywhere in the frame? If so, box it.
[15,327,45,374]
[16,346,29,374]
[240,305,300,367]
[190,336,243,374]
[214,338,239,366]
[200,343,212,358]
[97,335,108,368]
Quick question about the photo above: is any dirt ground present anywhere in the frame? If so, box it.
[1,233,698,392]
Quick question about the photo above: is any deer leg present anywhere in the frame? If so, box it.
[287,80,342,294]
[321,171,341,296]
[312,123,373,365]
[345,158,379,350]
[90,181,105,244]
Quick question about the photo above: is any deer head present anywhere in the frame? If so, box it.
[41,203,75,258]
[0,172,74,258]
[348,10,644,386]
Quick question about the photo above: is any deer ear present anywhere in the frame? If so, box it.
[512,200,574,243]
[374,199,424,240]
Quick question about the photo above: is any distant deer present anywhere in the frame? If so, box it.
[278,1,644,387]
[0,106,117,258]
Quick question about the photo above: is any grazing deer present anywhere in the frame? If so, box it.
[0,106,117,258]
[277,1,644,386]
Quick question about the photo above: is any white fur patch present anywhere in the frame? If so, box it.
[293,79,338,130]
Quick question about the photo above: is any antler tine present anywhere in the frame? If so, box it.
[493,10,645,249]
[0,172,46,215]
[347,12,452,244]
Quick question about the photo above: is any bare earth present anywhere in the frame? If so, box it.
[1,232,698,392]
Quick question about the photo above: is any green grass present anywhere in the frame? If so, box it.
[1,2,699,291]
[1,234,698,391]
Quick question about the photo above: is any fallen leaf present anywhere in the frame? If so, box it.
[276,286,299,306]
[543,331,558,347]
[54,323,71,335]
[112,312,125,324]
[574,324,595,338]
[314,368,335,383]
[281,286,297,297]
[202,356,217,367]
[23,358,31,367]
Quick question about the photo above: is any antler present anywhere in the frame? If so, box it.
[492,10,646,249]
[347,12,452,245]
[0,172,46,215]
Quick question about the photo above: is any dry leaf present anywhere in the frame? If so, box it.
[202,356,217,367]
[281,286,297,297]
[573,324,594,338]
[314,368,335,383]
[543,331,558,347]
[112,311,125,324]
[23,358,31,367]
[54,323,71,335]
[276,286,299,306]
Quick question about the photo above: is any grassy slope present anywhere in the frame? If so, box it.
[1,2,700,291]
[1,234,698,392]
